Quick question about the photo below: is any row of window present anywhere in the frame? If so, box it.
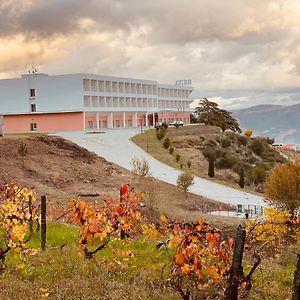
[83,96,190,109]
[83,79,190,98]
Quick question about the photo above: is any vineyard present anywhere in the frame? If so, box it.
[0,183,299,300]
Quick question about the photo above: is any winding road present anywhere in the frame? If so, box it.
[58,128,267,207]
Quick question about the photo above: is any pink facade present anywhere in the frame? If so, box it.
[3,112,84,134]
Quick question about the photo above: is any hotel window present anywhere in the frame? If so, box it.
[30,123,37,132]
[30,88,36,98]
[87,121,93,129]
[31,104,36,112]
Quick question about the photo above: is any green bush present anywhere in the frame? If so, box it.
[163,137,171,149]
[215,154,238,169]
[252,166,267,184]
[237,135,248,146]
[248,138,264,156]
[175,154,181,163]
[156,127,166,140]
[169,147,174,154]
[221,138,231,148]
[202,148,216,161]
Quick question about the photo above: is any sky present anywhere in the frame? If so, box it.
[1,0,300,109]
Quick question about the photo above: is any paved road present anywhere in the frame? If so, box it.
[58,128,267,207]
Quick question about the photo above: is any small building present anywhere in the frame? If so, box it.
[0,73,193,134]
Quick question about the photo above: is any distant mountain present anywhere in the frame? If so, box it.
[232,103,300,144]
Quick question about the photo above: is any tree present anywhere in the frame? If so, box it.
[176,171,194,197]
[244,130,253,137]
[194,98,241,133]
[18,141,28,168]
[208,158,215,178]
[239,166,245,188]
[265,162,300,216]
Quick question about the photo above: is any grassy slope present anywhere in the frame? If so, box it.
[131,125,282,193]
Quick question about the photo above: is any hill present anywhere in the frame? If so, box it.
[232,103,300,143]
[132,125,285,193]
[0,135,218,223]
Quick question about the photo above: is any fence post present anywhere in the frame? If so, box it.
[41,195,47,251]
[292,253,300,300]
[225,224,246,300]
[28,195,33,235]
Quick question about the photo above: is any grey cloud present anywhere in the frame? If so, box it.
[0,0,296,45]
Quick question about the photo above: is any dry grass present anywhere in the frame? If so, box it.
[132,125,265,194]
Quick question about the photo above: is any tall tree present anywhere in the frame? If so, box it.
[195,98,241,133]
[239,166,245,188]
[265,162,300,216]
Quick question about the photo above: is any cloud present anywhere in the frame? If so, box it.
[1,0,300,109]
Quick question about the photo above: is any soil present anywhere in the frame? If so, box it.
[0,135,230,225]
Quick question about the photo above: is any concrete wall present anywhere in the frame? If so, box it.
[0,74,83,114]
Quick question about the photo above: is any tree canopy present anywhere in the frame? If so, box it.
[265,162,300,216]
[195,98,241,133]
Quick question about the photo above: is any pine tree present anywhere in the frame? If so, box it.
[239,166,245,188]
[208,158,215,178]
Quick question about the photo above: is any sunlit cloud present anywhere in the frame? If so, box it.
[1,0,300,108]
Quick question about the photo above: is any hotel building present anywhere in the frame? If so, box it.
[0,73,193,134]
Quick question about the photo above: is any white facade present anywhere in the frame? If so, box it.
[0,73,193,131]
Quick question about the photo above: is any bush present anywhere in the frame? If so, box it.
[131,157,151,177]
[156,127,166,140]
[169,147,174,154]
[177,171,194,197]
[202,148,217,161]
[237,135,248,146]
[252,166,267,184]
[161,122,168,130]
[175,154,181,163]
[221,138,231,148]
[187,161,192,168]
[248,138,264,156]
[215,154,238,169]
[163,137,171,149]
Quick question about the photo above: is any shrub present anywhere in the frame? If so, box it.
[156,127,166,140]
[18,141,28,168]
[176,171,194,197]
[202,148,216,161]
[163,137,171,149]
[175,154,181,163]
[215,154,238,169]
[131,157,151,177]
[248,138,264,156]
[161,122,168,130]
[221,138,231,148]
[187,161,192,168]
[169,147,174,154]
[252,166,267,184]
[237,135,248,146]
[208,158,215,178]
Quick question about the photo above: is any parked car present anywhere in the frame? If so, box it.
[169,121,184,126]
